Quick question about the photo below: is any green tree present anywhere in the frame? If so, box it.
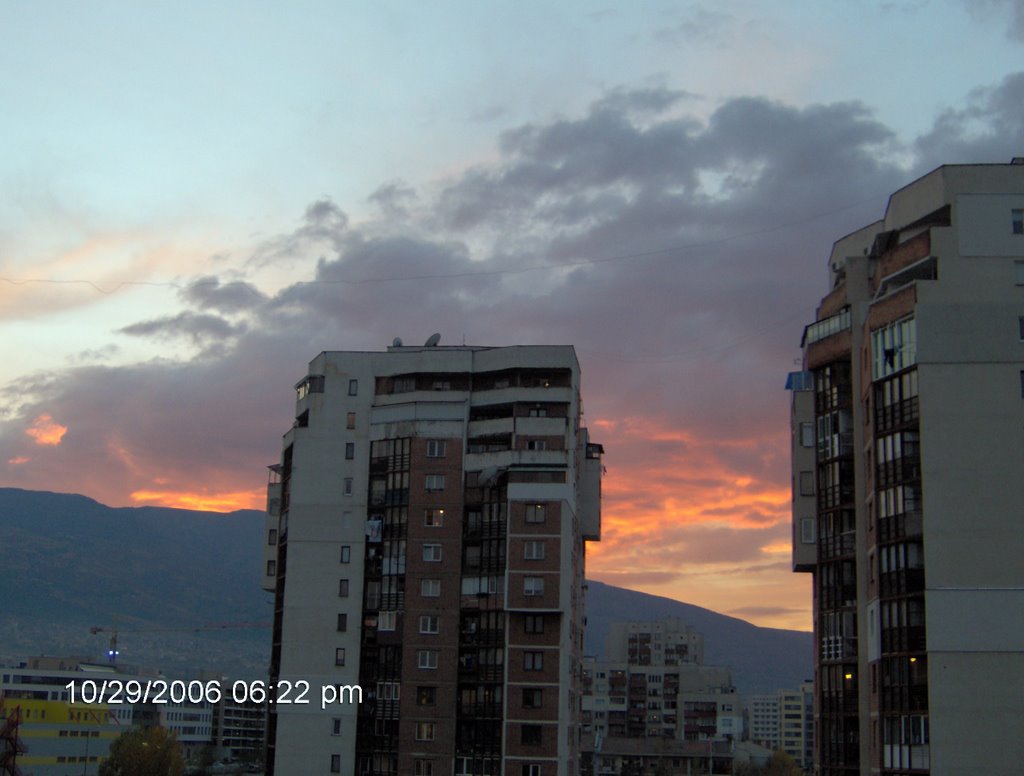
[98,726,185,776]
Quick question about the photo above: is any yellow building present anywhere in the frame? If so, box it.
[0,697,120,775]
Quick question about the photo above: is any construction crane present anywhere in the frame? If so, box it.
[89,621,271,664]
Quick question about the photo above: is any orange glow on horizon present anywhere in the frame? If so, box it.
[7,456,30,465]
[130,488,264,512]
[25,414,68,446]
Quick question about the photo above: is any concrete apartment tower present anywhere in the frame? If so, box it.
[262,342,603,776]
[788,161,1024,776]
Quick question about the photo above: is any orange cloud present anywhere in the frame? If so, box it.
[25,414,68,446]
[130,488,264,512]
[7,456,30,465]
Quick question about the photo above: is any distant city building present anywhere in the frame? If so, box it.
[262,342,603,775]
[581,619,737,776]
[789,160,1024,775]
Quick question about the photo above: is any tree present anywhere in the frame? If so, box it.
[98,726,185,776]
[733,751,803,776]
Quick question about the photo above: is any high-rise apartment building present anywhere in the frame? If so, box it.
[788,161,1024,775]
[262,342,603,776]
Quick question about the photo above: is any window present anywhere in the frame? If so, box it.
[526,439,546,451]
[337,613,347,632]
[415,722,436,741]
[419,615,440,634]
[348,379,358,396]
[417,686,437,706]
[432,380,451,390]
[426,439,446,458]
[266,560,276,576]
[343,478,353,496]
[800,422,814,448]
[394,377,416,392]
[425,474,445,491]
[331,754,341,772]
[339,579,349,597]
[524,541,545,560]
[335,648,346,666]
[800,517,816,544]
[378,611,397,631]
[1016,260,1024,285]
[417,650,439,669]
[524,651,544,671]
[524,577,545,596]
[424,508,445,527]
[528,407,547,417]
[340,545,351,563]
[522,765,542,776]
[423,544,442,562]
[521,724,542,745]
[377,682,400,701]
[1020,370,1024,399]
[421,579,440,597]
[346,412,356,429]
[345,442,355,460]
[1019,316,1024,341]
[799,471,815,496]
[525,615,545,634]
[523,688,543,709]
[268,528,277,545]
[525,504,546,523]
[1013,208,1023,235]
[414,761,434,776]
[332,718,342,736]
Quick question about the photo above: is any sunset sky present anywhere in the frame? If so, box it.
[2,1,1023,631]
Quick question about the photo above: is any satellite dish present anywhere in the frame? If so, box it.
[392,337,403,347]
[424,333,441,347]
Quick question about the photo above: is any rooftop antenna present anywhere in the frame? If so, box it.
[424,333,441,347]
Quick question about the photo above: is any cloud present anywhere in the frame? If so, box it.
[962,0,1024,42]
[118,311,247,346]
[25,414,67,446]
[3,75,1020,628]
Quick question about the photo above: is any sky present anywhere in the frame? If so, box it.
[2,0,1023,632]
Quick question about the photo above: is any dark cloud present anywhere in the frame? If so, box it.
[247,198,350,269]
[962,0,1024,42]
[181,276,268,313]
[368,182,417,220]
[118,312,246,346]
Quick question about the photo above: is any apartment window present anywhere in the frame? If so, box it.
[267,528,277,545]
[414,761,434,776]
[1019,316,1024,341]
[800,517,816,544]
[526,439,546,451]
[799,471,815,496]
[338,579,349,597]
[331,754,341,772]
[523,688,543,709]
[421,578,440,597]
[433,380,451,390]
[425,474,445,491]
[524,651,544,671]
[417,650,439,669]
[332,718,343,736]
[378,611,397,631]
[521,724,542,745]
[394,377,416,392]
[338,545,350,564]
[528,407,547,417]
[1013,208,1023,234]
[423,544,442,562]
[266,560,276,576]
[524,541,545,560]
[525,503,546,523]
[417,686,437,706]
[426,439,446,458]
[1016,261,1024,285]
[377,681,400,701]
[1020,370,1024,399]
[348,379,358,396]
[799,422,814,448]
[525,615,545,634]
[524,577,545,596]
[415,722,436,741]
[523,765,542,776]
[419,615,440,634]
[345,442,355,460]
[424,508,445,527]
[343,478,353,496]
[337,613,347,632]
[334,648,346,666]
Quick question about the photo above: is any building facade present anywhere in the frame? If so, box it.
[789,161,1024,775]
[262,342,603,776]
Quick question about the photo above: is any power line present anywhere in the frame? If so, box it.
[0,192,884,293]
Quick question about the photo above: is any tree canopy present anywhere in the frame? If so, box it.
[98,726,185,776]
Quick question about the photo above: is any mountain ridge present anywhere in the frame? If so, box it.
[0,487,810,693]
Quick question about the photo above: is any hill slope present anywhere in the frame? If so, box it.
[0,488,810,692]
